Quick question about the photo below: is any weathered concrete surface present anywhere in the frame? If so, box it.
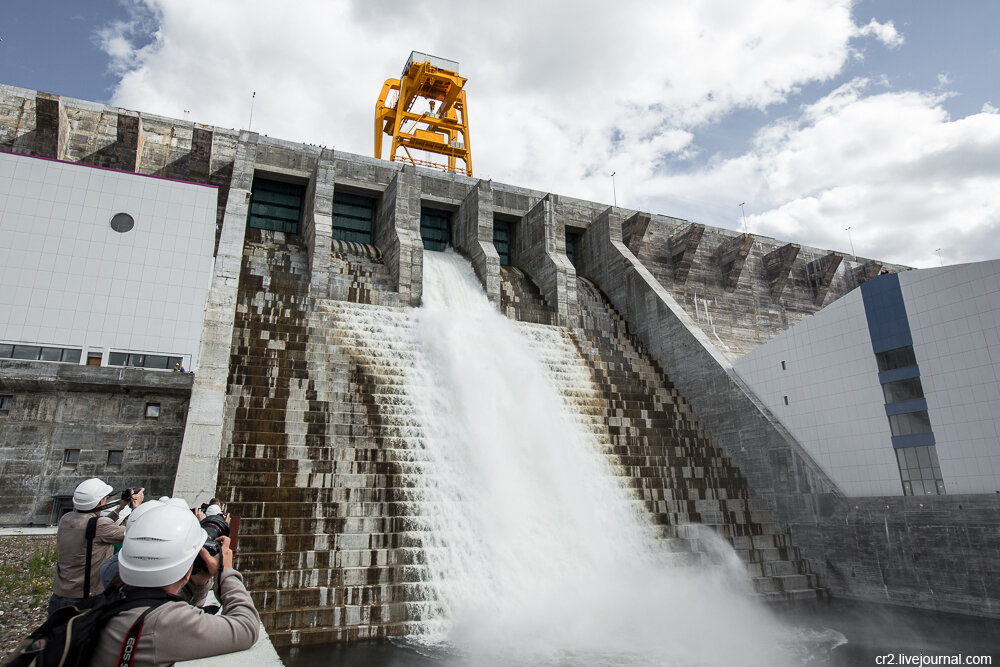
[763,243,800,297]
[668,222,705,283]
[516,194,578,326]
[575,207,837,518]
[796,495,1000,617]
[304,148,335,298]
[375,166,423,306]
[0,361,192,525]
[453,179,501,306]
[629,215,910,360]
[718,233,755,292]
[807,252,844,306]
[173,131,259,502]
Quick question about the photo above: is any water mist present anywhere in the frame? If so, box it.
[365,250,824,665]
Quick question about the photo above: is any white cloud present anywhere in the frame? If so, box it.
[647,82,1000,267]
[95,0,1000,268]
[855,18,904,49]
[99,0,859,185]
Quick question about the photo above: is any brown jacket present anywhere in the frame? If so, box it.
[89,569,260,667]
[52,511,125,598]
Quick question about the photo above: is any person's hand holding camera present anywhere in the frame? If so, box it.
[218,536,234,571]
[129,487,145,508]
[190,544,221,586]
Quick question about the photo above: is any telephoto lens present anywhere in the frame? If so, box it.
[192,513,231,574]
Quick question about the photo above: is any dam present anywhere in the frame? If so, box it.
[1,83,1000,659]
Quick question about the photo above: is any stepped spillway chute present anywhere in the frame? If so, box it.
[387,250,804,664]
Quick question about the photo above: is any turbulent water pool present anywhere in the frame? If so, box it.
[276,599,1000,666]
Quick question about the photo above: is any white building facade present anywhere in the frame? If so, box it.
[734,261,1000,496]
[0,151,217,372]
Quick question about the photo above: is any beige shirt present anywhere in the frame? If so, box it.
[89,569,260,667]
[52,511,125,598]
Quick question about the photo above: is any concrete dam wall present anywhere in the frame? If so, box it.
[1,85,999,646]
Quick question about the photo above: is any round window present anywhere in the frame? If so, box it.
[110,213,135,233]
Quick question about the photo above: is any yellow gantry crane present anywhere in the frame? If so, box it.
[375,51,472,177]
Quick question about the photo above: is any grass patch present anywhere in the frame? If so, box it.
[0,539,57,606]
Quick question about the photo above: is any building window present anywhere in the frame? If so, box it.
[87,351,103,366]
[108,352,182,371]
[876,346,918,372]
[882,377,925,404]
[110,212,135,233]
[331,192,376,244]
[420,207,451,251]
[0,345,84,363]
[11,345,41,360]
[247,178,305,235]
[493,220,512,266]
[781,360,786,370]
[107,450,124,468]
[783,395,789,406]
[63,449,80,468]
[565,230,582,268]
[888,410,933,437]
[145,403,161,419]
[896,446,945,496]
[0,395,12,413]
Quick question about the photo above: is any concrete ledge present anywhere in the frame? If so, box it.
[177,622,283,666]
[0,360,194,395]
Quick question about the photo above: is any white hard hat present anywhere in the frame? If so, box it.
[205,504,223,517]
[118,504,208,587]
[124,500,163,531]
[164,497,189,510]
[73,478,114,511]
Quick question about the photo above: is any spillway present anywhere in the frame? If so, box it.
[221,234,833,662]
[353,250,809,664]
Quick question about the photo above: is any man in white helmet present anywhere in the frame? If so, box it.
[90,503,260,666]
[49,478,145,615]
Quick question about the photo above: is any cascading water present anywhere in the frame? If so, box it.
[381,249,819,666]
[328,249,841,664]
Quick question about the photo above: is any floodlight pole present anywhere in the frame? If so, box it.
[845,226,856,259]
[611,172,617,208]
[738,202,748,235]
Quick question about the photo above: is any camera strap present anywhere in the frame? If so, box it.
[83,515,99,599]
[114,600,170,667]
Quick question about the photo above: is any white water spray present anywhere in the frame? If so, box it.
[356,250,834,664]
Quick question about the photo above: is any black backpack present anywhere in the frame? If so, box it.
[1,587,177,667]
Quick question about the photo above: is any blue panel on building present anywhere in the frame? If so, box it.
[861,273,913,354]
[885,398,929,416]
[892,433,937,449]
[878,366,921,385]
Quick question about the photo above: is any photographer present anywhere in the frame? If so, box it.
[49,479,144,615]
[89,504,259,666]
[182,499,231,606]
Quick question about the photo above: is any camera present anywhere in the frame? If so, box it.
[120,488,137,504]
[191,513,231,574]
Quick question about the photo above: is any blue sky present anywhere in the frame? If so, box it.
[2,0,998,268]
